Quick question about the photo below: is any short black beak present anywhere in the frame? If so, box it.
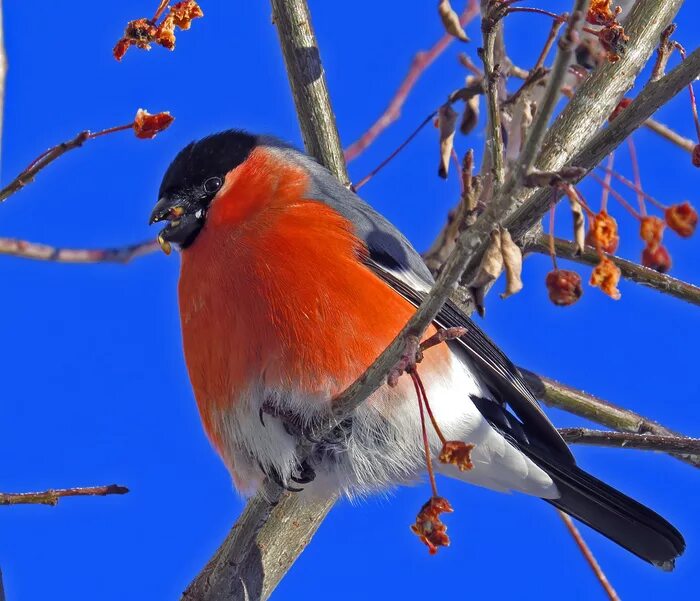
[149,195,185,225]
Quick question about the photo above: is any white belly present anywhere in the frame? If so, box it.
[211,350,558,500]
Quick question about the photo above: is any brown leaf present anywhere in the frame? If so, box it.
[468,229,503,290]
[437,104,458,179]
[437,0,469,42]
[569,196,586,255]
[459,76,480,135]
[499,228,523,299]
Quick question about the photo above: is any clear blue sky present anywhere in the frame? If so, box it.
[1,1,699,599]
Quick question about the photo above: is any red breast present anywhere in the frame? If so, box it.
[177,147,449,453]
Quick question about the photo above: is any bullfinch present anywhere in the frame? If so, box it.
[150,130,684,569]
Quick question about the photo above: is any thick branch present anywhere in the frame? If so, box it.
[270,0,348,186]
[559,428,700,454]
[521,369,700,468]
[0,484,129,506]
[528,235,700,307]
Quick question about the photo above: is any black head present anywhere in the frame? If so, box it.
[150,130,257,252]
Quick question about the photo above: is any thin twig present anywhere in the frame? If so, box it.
[559,428,700,454]
[0,119,155,204]
[520,368,700,469]
[0,237,159,263]
[558,511,621,601]
[644,118,697,153]
[343,0,480,162]
[515,1,588,181]
[0,0,7,170]
[0,485,129,506]
[528,234,700,307]
[479,3,506,186]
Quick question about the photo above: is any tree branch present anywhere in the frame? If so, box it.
[0,0,7,169]
[520,369,700,468]
[528,234,700,307]
[0,237,159,263]
[0,484,129,506]
[558,511,621,601]
[270,0,348,186]
[644,118,697,153]
[559,428,700,454]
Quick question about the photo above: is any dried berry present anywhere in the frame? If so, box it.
[587,0,621,26]
[642,244,672,273]
[114,1,203,61]
[693,144,700,168]
[171,1,204,29]
[666,201,698,238]
[545,270,583,307]
[411,496,454,555]
[640,216,665,249]
[439,441,475,471]
[609,97,632,122]
[590,257,622,300]
[597,23,629,63]
[585,210,619,254]
[133,109,175,139]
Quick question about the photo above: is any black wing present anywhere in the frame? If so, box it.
[365,258,575,464]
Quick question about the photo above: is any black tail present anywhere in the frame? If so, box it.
[519,443,685,570]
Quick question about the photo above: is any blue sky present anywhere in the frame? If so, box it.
[1,1,699,599]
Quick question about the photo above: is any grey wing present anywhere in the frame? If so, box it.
[291,148,573,463]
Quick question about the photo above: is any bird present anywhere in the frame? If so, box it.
[150,129,684,569]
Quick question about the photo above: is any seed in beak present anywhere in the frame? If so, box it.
[157,232,172,256]
[170,206,185,218]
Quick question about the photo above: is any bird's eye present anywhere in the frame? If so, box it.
[203,177,223,194]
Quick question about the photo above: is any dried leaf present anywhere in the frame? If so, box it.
[437,104,458,179]
[459,76,480,135]
[642,244,672,273]
[437,0,469,42]
[133,109,175,139]
[590,257,622,300]
[569,196,586,255]
[665,201,698,238]
[439,441,475,471]
[468,229,503,290]
[546,270,583,306]
[499,228,523,299]
[411,496,454,555]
